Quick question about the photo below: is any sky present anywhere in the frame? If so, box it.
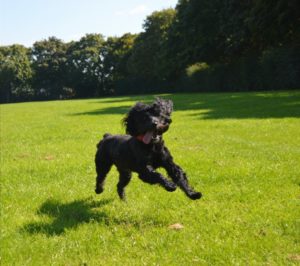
[0,0,178,47]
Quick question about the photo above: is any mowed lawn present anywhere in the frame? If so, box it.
[1,91,300,265]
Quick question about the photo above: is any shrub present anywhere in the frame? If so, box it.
[181,46,300,92]
[260,46,300,90]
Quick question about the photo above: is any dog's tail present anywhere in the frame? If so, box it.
[96,133,112,149]
[103,133,112,139]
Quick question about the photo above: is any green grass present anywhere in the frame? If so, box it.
[1,91,300,265]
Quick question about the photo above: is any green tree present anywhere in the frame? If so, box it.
[31,37,68,99]
[246,0,300,51]
[166,0,299,80]
[127,9,176,83]
[166,0,250,77]
[0,45,32,103]
[65,34,105,97]
[101,33,137,93]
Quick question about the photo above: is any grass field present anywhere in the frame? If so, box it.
[1,91,300,265]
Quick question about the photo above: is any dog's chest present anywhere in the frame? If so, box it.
[140,144,163,164]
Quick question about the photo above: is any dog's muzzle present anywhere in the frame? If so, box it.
[151,122,169,143]
[136,122,168,144]
[155,121,169,135]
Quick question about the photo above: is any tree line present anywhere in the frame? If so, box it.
[1,0,299,103]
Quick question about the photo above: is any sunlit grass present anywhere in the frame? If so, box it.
[1,91,299,265]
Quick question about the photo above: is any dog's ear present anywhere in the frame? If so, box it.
[153,98,173,115]
[122,102,146,135]
[123,111,135,135]
[165,99,173,115]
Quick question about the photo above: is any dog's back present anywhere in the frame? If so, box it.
[96,133,132,160]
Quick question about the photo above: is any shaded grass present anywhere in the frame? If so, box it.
[1,91,300,265]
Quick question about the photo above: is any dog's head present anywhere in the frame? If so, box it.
[123,98,173,144]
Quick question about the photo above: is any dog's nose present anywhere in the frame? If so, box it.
[151,118,159,126]
[156,123,169,134]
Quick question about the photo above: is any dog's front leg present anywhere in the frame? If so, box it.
[161,148,202,200]
[138,166,177,192]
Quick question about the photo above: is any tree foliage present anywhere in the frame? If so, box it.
[0,45,32,102]
[128,9,176,80]
[31,37,68,99]
[66,34,105,97]
[101,33,137,93]
[0,1,299,103]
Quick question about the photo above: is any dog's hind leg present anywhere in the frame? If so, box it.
[95,161,112,194]
[95,149,112,194]
[117,170,132,200]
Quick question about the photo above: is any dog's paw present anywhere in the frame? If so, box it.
[117,189,126,201]
[95,187,103,194]
[165,182,177,192]
[188,191,202,200]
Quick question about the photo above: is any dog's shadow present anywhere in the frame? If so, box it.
[22,197,114,236]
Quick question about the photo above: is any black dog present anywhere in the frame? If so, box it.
[95,98,202,200]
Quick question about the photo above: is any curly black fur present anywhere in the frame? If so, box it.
[95,98,202,200]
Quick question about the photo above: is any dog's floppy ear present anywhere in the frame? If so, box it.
[123,114,134,135]
[122,111,135,135]
[122,102,146,136]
